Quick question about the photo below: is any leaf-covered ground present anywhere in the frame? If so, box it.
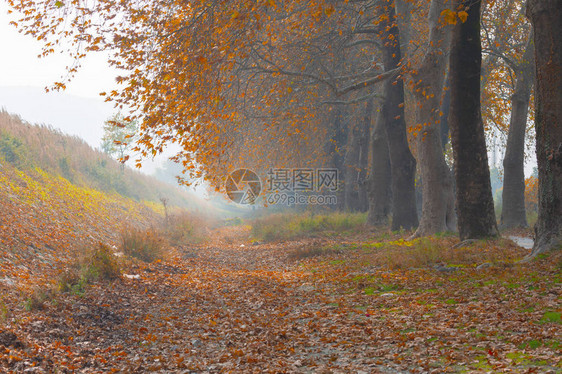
[1,226,561,373]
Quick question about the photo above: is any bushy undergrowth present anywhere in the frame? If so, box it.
[166,212,210,246]
[251,212,367,242]
[82,243,122,281]
[56,243,122,295]
[25,244,122,310]
[121,228,166,263]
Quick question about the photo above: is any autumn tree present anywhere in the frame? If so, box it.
[367,108,392,225]
[500,33,534,228]
[448,0,498,240]
[480,0,535,229]
[526,0,562,256]
[101,113,138,167]
[410,0,456,237]
[376,0,418,230]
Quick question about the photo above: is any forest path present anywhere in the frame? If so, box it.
[2,227,560,373]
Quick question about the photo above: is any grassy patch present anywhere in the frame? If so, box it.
[223,217,243,226]
[24,243,123,311]
[518,340,543,350]
[364,287,376,295]
[251,212,367,242]
[539,311,561,324]
[0,298,7,323]
[356,236,527,269]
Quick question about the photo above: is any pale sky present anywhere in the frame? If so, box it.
[0,2,168,173]
[0,2,118,99]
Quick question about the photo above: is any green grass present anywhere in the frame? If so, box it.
[364,287,376,295]
[539,311,561,324]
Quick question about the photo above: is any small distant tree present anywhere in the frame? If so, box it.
[101,113,138,169]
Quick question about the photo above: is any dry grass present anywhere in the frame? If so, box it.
[121,227,167,263]
[54,243,122,297]
[23,243,124,310]
[251,211,367,242]
[356,236,529,269]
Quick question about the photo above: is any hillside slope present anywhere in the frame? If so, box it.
[0,109,208,291]
[0,109,202,209]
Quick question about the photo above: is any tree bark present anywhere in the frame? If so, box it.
[379,0,418,231]
[357,99,374,211]
[440,75,451,149]
[500,33,534,229]
[526,0,562,256]
[343,100,372,212]
[412,0,457,237]
[343,123,361,211]
[449,0,498,240]
[367,109,392,225]
[325,105,349,209]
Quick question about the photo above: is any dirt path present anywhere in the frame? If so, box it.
[1,231,560,373]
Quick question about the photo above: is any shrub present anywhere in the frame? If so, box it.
[121,227,165,262]
[56,269,87,296]
[55,243,121,297]
[0,132,31,168]
[223,217,243,226]
[524,176,538,213]
[82,243,122,281]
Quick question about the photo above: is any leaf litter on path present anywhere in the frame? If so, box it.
[0,231,560,373]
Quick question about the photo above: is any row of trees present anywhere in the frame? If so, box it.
[7,0,561,256]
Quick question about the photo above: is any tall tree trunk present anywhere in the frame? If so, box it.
[379,0,418,231]
[440,76,451,149]
[344,100,372,211]
[325,105,349,209]
[367,109,392,225]
[357,99,374,211]
[449,0,498,240]
[395,0,412,53]
[344,122,361,211]
[501,34,534,229]
[526,0,562,256]
[413,0,456,237]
